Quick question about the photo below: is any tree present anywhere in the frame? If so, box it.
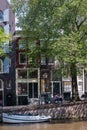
[52,0,87,101]
[11,0,87,101]
[0,28,9,55]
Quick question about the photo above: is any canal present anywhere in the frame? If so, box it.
[0,121,87,130]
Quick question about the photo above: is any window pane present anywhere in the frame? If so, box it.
[0,80,2,89]
[18,39,26,49]
[3,9,9,22]
[3,42,9,53]
[0,59,3,72]
[28,70,38,78]
[53,83,60,95]
[48,57,54,65]
[63,81,71,92]
[0,11,3,21]
[41,56,46,65]
[19,53,27,64]
[18,69,27,79]
[52,70,61,80]
[34,83,38,98]
[18,83,27,95]
[29,83,32,98]
[3,57,10,73]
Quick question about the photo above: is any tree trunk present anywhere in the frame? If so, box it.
[70,63,80,101]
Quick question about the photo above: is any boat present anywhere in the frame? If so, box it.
[2,113,51,124]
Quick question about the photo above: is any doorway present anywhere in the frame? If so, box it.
[51,81,61,96]
[0,91,3,106]
[28,83,38,98]
[0,80,3,106]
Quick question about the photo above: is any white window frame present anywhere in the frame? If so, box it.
[19,52,27,64]
[0,79,3,90]
[0,59,3,73]
[3,9,9,22]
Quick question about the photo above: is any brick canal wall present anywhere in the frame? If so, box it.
[2,101,87,121]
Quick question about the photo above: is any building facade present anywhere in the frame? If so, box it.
[11,36,62,105]
[0,0,86,106]
[0,0,15,106]
[0,37,86,106]
[14,37,85,105]
[1,34,85,106]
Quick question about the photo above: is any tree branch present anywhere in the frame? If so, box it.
[77,17,87,30]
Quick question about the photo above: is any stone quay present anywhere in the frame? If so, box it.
[1,101,87,122]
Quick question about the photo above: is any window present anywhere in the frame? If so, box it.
[0,80,3,90]
[28,83,38,98]
[0,11,3,21]
[18,39,26,50]
[18,83,27,95]
[78,81,83,91]
[18,69,38,79]
[0,59,3,73]
[19,53,27,64]
[28,69,38,79]
[52,70,61,80]
[41,55,46,65]
[3,9,9,22]
[3,41,9,53]
[79,81,83,86]
[3,57,10,73]
[48,57,54,65]
[18,69,27,79]
[18,39,35,50]
[63,81,71,92]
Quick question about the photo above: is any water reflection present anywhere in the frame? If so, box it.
[0,121,87,130]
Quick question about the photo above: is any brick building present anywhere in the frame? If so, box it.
[13,36,86,105]
[0,0,15,106]
[0,0,86,106]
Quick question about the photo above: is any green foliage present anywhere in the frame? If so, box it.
[11,0,87,66]
[53,31,87,65]
[53,0,87,69]
[0,28,10,55]
[11,0,87,71]
[11,0,87,100]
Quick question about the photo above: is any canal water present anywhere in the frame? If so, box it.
[0,121,87,130]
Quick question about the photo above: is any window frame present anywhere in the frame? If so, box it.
[0,59,3,73]
[0,10,3,21]
[19,52,27,64]
[0,79,3,90]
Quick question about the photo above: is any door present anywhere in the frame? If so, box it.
[0,80,3,106]
[0,91,3,106]
[28,83,38,98]
[51,81,61,96]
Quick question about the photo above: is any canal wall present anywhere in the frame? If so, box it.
[2,101,87,121]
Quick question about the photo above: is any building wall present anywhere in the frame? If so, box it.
[0,0,15,34]
[14,37,85,105]
[14,38,40,105]
[0,0,15,106]
[0,0,8,10]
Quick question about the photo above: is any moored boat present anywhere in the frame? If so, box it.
[2,113,51,124]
